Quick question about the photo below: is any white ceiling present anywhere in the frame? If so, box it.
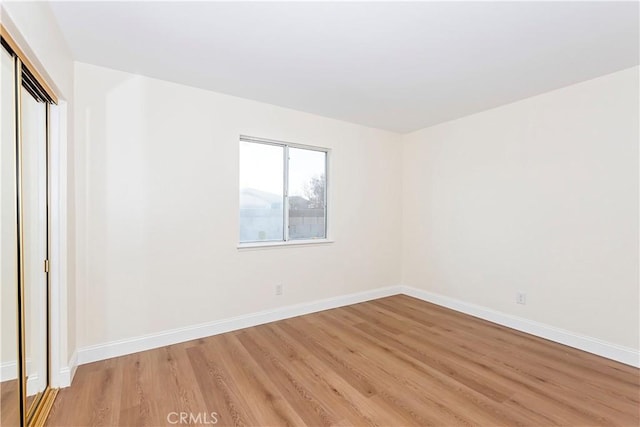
[50,1,639,133]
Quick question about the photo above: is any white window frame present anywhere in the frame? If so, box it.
[238,135,332,249]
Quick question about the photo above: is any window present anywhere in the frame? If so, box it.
[239,136,328,244]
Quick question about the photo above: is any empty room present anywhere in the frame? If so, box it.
[1,1,638,426]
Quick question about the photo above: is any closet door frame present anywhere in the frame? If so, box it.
[2,26,59,427]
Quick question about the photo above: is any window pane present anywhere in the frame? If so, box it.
[239,142,284,242]
[288,147,326,240]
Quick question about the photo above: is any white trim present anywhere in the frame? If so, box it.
[0,361,18,382]
[70,284,639,383]
[238,239,334,250]
[58,350,77,388]
[26,371,43,396]
[48,101,69,388]
[399,285,640,368]
[240,135,329,153]
[0,358,32,382]
[76,286,402,366]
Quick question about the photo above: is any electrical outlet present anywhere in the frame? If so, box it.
[516,291,526,305]
[275,284,283,296]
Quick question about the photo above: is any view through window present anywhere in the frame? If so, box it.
[239,137,327,243]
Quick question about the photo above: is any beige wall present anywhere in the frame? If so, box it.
[402,66,639,350]
[76,63,638,356]
[74,62,402,348]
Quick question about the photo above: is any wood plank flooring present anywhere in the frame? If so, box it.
[1,379,20,426]
[46,295,640,426]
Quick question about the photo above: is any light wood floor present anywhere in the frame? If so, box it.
[1,379,20,426]
[46,295,639,426]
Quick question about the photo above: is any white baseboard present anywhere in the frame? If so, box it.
[77,286,402,366]
[68,283,638,388]
[1,358,34,382]
[26,372,42,396]
[399,285,640,368]
[58,350,77,388]
[0,360,17,382]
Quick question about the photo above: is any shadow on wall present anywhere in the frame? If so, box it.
[79,71,153,342]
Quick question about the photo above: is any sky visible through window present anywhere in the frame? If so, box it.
[239,141,325,198]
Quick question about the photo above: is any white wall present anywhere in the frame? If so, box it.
[74,62,402,349]
[75,62,638,360]
[402,66,639,350]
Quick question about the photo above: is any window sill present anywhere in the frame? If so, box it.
[237,239,334,251]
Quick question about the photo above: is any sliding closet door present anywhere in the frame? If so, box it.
[21,86,49,413]
[0,44,20,427]
[2,26,57,426]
